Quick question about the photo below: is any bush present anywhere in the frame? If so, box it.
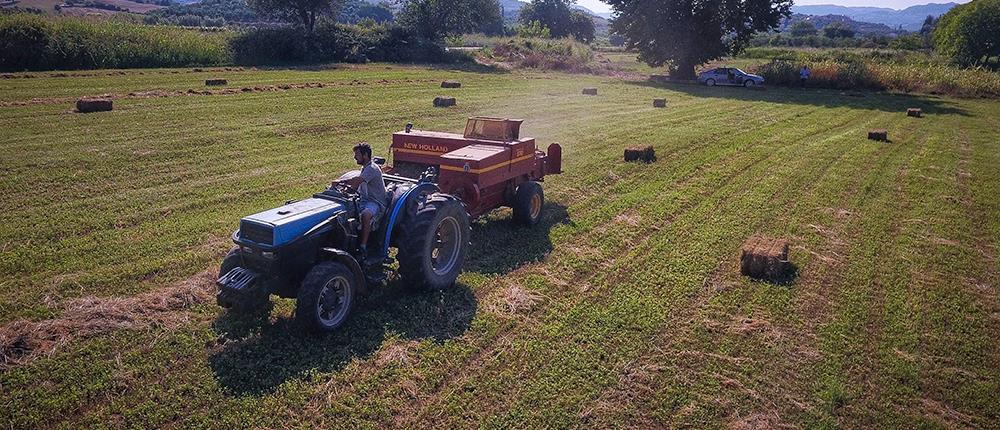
[481,36,594,72]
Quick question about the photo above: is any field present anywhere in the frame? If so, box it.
[2,63,999,428]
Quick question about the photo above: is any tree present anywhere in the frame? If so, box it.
[518,0,595,42]
[568,10,595,43]
[789,20,817,37]
[399,0,503,39]
[934,0,1000,67]
[248,0,345,33]
[607,0,792,79]
[822,22,855,39]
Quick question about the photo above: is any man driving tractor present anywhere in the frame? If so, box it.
[331,142,387,263]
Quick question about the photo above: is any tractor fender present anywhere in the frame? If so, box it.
[319,247,367,295]
[382,182,439,256]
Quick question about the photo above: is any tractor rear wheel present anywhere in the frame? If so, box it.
[295,261,356,332]
[512,181,544,226]
[397,194,470,290]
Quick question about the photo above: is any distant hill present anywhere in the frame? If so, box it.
[791,2,957,31]
[782,13,898,36]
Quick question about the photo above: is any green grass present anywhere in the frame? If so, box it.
[1,61,999,429]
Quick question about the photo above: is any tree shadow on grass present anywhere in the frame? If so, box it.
[628,80,970,116]
[208,202,570,396]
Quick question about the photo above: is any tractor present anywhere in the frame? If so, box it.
[216,117,562,332]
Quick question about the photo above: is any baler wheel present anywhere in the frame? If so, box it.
[295,262,357,332]
[397,195,471,291]
[513,181,544,226]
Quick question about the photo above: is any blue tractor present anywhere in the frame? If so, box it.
[216,165,471,332]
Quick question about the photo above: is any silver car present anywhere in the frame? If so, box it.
[697,67,765,87]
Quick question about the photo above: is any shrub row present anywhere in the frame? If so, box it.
[478,37,595,72]
[752,59,1000,97]
[0,13,231,71]
[0,14,454,71]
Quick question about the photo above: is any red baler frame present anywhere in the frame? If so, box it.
[388,117,562,218]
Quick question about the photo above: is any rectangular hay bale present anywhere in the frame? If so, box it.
[76,98,113,113]
[433,96,456,107]
[441,81,461,88]
[582,87,598,95]
[868,129,888,142]
[740,237,790,281]
[624,145,655,163]
[205,78,227,86]
[907,108,922,118]
[653,98,667,108]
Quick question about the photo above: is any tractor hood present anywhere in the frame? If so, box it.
[238,198,344,248]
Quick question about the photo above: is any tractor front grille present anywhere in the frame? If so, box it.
[240,221,274,246]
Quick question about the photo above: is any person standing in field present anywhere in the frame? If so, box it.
[799,65,811,87]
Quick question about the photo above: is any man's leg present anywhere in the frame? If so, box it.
[360,210,372,249]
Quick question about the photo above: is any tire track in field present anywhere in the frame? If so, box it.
[579,111,921,428]
[378,106,866,428]
[421,109,877,427]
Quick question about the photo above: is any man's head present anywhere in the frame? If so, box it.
[353,142,372,165]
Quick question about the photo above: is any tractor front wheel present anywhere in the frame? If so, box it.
[512,181,544,226]
[295,261,356,332]
[397,195,471,291]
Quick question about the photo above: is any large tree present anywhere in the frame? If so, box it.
[934,0,1000,67]
[248,0,345,33]
[399,0,503,39]
[518,0,596,42]
[607,0,792,79]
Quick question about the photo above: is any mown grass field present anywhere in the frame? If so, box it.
[1,63,999,429]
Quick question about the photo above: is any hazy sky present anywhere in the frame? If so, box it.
[575,0,969,14]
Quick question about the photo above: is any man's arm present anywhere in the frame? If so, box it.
[331,175,365,189]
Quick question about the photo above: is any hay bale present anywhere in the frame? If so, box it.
[441,80,461,88]
[433,96,456,107]
[740,237,790,281]
[653,98,667,108]
[205,78,227,86]
[582,87,598,95]
[624,145,655,163]
[75,98,112,113]
[907,108,922,118]
[868,129,888,142]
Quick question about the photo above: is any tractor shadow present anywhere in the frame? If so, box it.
[208,281,477,396]
[207,202,570,396]
[629,80,969,116]
[465,202,571,275]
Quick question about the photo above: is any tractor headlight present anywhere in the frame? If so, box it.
[261,251,275,260]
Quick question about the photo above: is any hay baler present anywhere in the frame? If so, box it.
[388,117,562,225]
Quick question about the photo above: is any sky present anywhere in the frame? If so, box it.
[574,0,970,15]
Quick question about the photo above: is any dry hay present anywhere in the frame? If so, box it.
[440,80,461,88]
[868,129,888,142]
[624,145,656,163]
[0,270,216,368]
[739,236,791,282]
[205,78,228,86]
[582,87,598,95]
[433,96,456,107]
[75,98,112,113]
[488,283,544,316]
[653,98,667,108]
[907,108,923,118]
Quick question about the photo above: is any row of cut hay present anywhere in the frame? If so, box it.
[751,59,1000,97]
